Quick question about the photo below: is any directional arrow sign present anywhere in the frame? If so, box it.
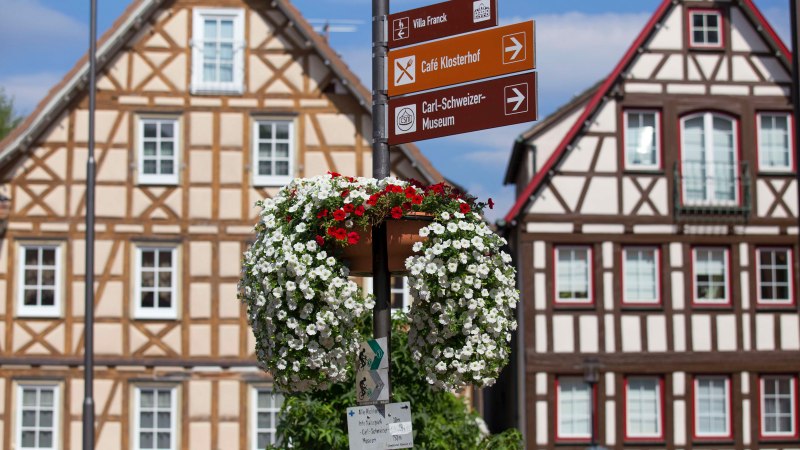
[357,338,388,371]
[389,72,538,145]
[388,0,498,49]
[387,20,535,97]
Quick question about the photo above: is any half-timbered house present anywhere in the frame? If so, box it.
[0,0,444,448]
[501,0,800,448]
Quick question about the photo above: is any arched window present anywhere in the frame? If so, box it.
[680,112,739,205]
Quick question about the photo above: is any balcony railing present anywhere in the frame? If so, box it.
[673,161,751,222]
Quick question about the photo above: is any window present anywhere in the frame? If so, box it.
[624,111,661,170]
[692,248,730,306]
[757,248,794,306]
[16,385,59,450]
[694,376,731,439]
[252,120,295,186]
[761,376,797,438]
[17,245,61,317]
[134,387,176,450]
[191,8,244,94]
[689,10,723,48]
[251,387,283,449]
[138,118,179,185]
[758,113,794,172]
[363,276,412,313]
[681,113,739,205]
[557,377,592,440]
[135,247,178,319]
[555,246,592,305]
[625,377,663,440]
[622,247,660,306]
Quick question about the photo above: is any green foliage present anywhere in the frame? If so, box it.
[0,88,23,141]
[267,317,522,450]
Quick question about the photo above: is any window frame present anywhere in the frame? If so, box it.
[757,112,795,173]
[555,376,595,442]
[16,243,62,318]
[623,109,662,171]
[621,246,662,307]
[251,119,296,187]
[756,247,795,307]
[679,112,741,207]
[133,246,179,320]
[15,383,60,450]
[759,375,799,440]
[692,375,732,441]
[624,376,665,441]
[191,7,245,94]
[691,247,732,308]
[133,385,178,450]
[553,246,594,307]
[688,9,724,49]
[137,117,181,186]
[250,386,283,450]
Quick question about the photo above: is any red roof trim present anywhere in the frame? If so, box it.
[504,0,793,223]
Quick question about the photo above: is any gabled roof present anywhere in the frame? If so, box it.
[503,0,792,224]
[0,0,444,185]
[502,80,600,185]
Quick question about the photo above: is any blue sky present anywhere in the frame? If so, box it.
[0,0,792,220]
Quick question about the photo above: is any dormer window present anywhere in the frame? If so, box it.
[689,10,723,49]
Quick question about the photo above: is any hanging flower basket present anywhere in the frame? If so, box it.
[340,212,433,275]
[239,173,518,393]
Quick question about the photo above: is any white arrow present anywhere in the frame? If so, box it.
[507,87,525,111]
[505,36,523,60]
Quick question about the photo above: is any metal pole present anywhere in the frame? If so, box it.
[83,0,97,448]
[791,0,800,277]
[372,0,391,400]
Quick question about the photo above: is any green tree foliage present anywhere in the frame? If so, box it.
[267,317,522,449]
[0,88,23,141]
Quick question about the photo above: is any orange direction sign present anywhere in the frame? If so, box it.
[388,0,498,49]
[387,20,535,97]
[389,72,538,145]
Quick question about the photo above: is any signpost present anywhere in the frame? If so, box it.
[387,20,535,96]
[388,0,498,49]
[389,72,538,144]
[356,338,390,404]
[346,402,414,450]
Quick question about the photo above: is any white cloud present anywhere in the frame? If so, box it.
[0,72,62,114]
[0,0,85,47]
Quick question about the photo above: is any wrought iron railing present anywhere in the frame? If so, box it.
[673,161,751,222]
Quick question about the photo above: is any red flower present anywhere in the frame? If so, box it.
[333,209,347,221]
[385,185,403,194]
[347,231,361,245]
[391,206,403,219]
[327,227,336,236]
[460,203,471,214]
[343,204,355,213]
[328,171,341,178]
[334,228,347,240]
[286,215,292,222]
[367,194,380,206]
[405,186,417,199]
[355,205,365,216]
[316,209,329,218]
[347,176,356,183]
[341,189,350,199]
[412,194,423,205]
[402,202,412,211]
[488,198,495,209]
[315,235,325,246]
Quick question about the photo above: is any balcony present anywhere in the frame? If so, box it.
[673,161,751,222]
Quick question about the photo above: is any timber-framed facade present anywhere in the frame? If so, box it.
[0,0,444,448]
[500,1,800,449]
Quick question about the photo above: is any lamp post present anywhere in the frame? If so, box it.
[583,358,606,450]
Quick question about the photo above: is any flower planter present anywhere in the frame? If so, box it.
[341,213,432,276]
